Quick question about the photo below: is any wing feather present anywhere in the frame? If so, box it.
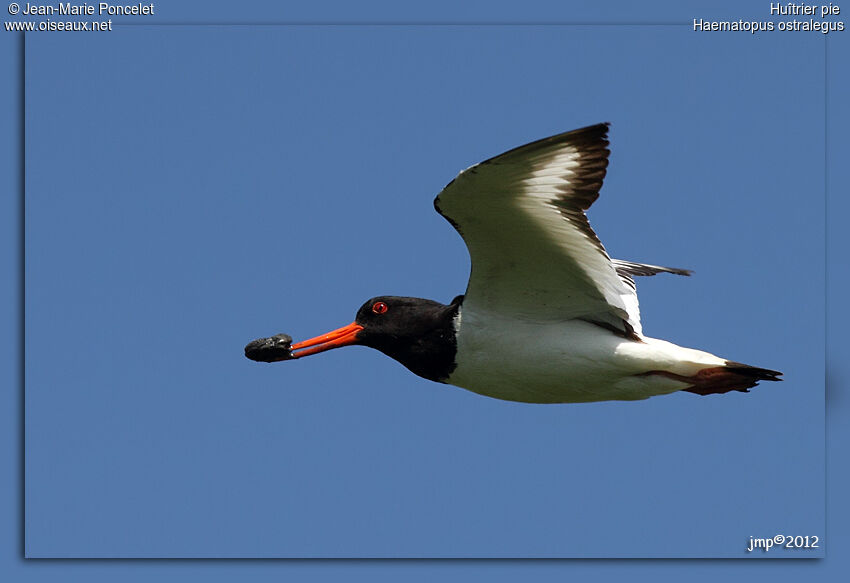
[434,123,643,333]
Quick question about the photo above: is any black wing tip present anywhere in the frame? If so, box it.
[437,122,611,192]
[434,121,613,224]
[544,122,610,149]
[613,260,694,278]
[570,121,610,136]
[472,122,612,170]
[565,122,611,144]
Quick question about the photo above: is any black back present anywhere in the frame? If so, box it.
[354,295,463,383]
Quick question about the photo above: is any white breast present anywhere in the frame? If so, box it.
[446,306,725,404]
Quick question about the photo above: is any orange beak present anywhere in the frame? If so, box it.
[290,322,364,358]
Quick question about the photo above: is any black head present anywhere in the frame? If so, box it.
[282,295,463,383]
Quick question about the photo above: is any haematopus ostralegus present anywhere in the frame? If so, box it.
[245,123,781,403]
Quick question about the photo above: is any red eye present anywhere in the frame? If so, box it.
[372,301,388,314]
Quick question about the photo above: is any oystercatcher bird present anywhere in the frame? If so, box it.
[245,123,781,403]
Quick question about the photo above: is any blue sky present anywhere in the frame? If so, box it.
[2,0,849,580]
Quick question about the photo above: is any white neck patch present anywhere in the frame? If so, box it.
[453,305,463,334]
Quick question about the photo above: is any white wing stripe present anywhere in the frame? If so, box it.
[434,123,643,335]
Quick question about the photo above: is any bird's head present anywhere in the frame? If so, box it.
[245,295,463,381]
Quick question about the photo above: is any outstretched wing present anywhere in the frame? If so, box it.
[434,123,647,335]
